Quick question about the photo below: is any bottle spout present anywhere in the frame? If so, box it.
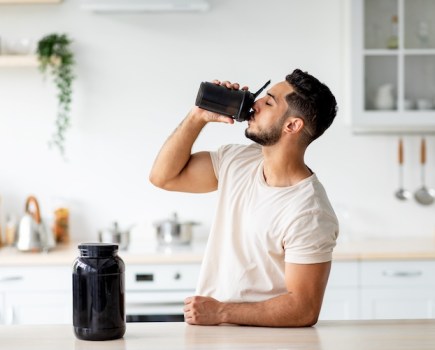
[253,80,271,98]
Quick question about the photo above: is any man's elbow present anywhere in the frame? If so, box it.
[149,172,169,190]
[284,307,319,327]
[299,313,319,327]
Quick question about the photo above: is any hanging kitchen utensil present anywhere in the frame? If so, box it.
[414,138,435,205]
[395,138,411,200]
[16,196,56,252]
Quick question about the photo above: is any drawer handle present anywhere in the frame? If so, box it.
[382,270,422,278]
[0,276,23,283]
[136,274,154,282]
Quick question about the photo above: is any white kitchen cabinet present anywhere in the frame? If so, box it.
[350,0,435,132]
[0,263,201,324]
[0,292,4,324]
[2,259,435,323]
[319,261,360,320]
[5,291,71,324]
[0,266,72,325]
[360,260,435,319]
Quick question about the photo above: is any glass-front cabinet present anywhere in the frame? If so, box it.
[351,0,435,132]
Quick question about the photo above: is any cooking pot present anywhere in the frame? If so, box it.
[154,213,198,245]
[16,196,56,252]
[98,222,130,250]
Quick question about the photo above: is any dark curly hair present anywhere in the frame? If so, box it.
[285,69,337,145]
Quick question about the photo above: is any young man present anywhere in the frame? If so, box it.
[149,69,339,327]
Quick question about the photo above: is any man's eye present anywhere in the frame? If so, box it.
[266,102,272,106]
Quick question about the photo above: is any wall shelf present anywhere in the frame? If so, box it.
[0,55,38,67]
[0,0,61,3]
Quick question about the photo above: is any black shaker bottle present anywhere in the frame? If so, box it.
[195,80,271,122]
[73,243,125,341]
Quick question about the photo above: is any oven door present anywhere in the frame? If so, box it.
[125,263,200,322]
[126,289,194,322]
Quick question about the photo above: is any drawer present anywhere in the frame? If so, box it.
[0,267,71,292]
[125,263,201,291]
[328,261,359,287]
[361,260,435,287]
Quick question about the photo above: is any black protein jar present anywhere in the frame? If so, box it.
[72,243,125,341]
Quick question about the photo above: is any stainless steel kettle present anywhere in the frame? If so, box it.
[16,196,56,252]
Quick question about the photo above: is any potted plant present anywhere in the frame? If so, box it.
[36,33,75,157]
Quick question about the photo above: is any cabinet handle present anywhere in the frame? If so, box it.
[0,276,23,283]
[382,270,422,278]
[135,274,154,282]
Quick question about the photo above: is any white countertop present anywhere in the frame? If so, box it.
[1,237,435,266]
[0,319,434,350]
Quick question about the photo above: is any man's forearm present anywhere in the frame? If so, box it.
[185,293,321,327]
[149,111,207,188]
[220,293,320,327]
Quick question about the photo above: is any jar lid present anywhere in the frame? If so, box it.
[78,243,118,257]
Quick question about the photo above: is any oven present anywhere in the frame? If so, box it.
[125,263,201,322]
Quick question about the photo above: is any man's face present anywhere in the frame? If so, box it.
[245,81,293,146]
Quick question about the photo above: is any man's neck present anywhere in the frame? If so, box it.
[261,144,311,187]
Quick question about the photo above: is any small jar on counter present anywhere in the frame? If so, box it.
[52,201,69,244]
[72,243,125,341]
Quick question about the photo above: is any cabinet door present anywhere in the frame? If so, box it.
[361,260,435,319]
[319,261,360,320]
[361,287,435,319]
[350,0,435,132]
[320,288,360,320]
[0,266,72,325]
[0,292,4,324]
[5,291,72,325]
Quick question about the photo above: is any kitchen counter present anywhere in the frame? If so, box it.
[333,236,435,260]
[0,241,206,266]
[0,319,434,350]
[1,237,435,266]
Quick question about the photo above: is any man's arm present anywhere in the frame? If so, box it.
[149,106,234,193]
[184,261,331,327]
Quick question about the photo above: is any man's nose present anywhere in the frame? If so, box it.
[252,98,263,111]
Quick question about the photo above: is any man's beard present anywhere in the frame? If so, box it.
[245,115,286,146]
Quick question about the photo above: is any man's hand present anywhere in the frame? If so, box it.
[189,106,234,125]
[191,79,249,124]
[183,296,225,325]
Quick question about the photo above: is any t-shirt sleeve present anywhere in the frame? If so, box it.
[283,210,338,264]
[209,144,237,180]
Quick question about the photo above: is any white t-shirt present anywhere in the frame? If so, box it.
[195,143,339,303]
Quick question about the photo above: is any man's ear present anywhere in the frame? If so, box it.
[284,117,305,134]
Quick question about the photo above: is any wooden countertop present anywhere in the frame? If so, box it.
[0,319,434,349]
[0,241,206,266]
[1,237,435,266]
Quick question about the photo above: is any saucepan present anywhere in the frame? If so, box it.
[154,213,199,245]
[98,222,130,250]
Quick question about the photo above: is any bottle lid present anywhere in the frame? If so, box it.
[78,243,118,257]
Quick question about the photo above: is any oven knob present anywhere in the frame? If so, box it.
[174,272,181,280]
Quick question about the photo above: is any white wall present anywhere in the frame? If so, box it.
[1,0,434,244]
